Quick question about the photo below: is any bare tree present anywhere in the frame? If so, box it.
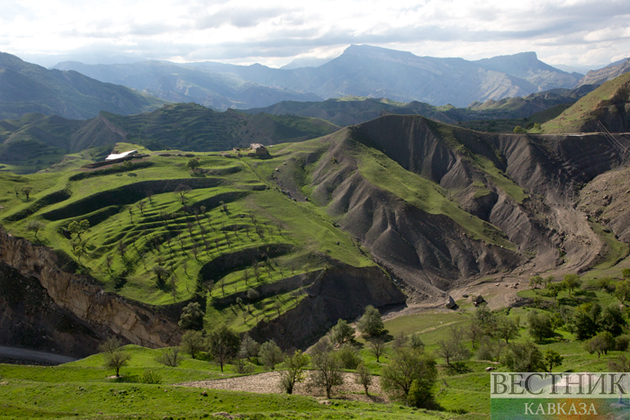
[368,337,386,363]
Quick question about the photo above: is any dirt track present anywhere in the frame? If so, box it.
[177,371,388,403]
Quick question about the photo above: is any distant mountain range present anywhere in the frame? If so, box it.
[55,45,583,109]
[577,58,630,88]
[243,85,597,128]
[0,52,166,121]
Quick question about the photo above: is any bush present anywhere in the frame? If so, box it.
[233,358,255,374]
[140,370,162,384]
[337,344,361,369]
[156,347,181,367]
[258,340,284,370]
[616,335,630,351]
[330,319,355,346]
[500,342,545,371]
[178,302,205,331]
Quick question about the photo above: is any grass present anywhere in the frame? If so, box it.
[0,144,373,335]
[541,72,630,133]
[351,140,514,249]
[0,344,450,420]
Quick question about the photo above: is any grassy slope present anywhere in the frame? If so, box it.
[542,72,630,133]
[0,146,373,333]
[0,346,445,420]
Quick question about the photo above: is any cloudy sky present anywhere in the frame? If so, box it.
[2,0,630,71]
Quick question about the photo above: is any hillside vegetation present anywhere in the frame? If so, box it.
[542,71,630,133]
[0,103,340,173]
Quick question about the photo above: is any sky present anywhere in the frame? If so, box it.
[2,0,630,71]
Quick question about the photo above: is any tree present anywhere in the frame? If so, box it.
[68,219,90,240]
[409,333,424,351]
[239,334,260,362]
[180,330,205,360]
[279,350,309,394]
[21,186,33,201]
[494,315,520,344]
[544,349,563,372]
[380,348,438,408]
[622,268,630,279]
[368,337,386,363]
[466,322,484,348]
[26,220,45,241]
[513,126,527,134]
[156,347,181,367]
[136,200,146,215]
[178,302,205,331]
[104,348,132,377]
[615,279,630,305]
[529,275,543,289]
[527,310,555,342]
[547,282,564,299]
[99,337,130,378]
[572,303,602,340]
[436,327,471,366]
[310,349,343,399]
[562,274,582,296]
[187,158,201,173]
[474,303,496,334]
[174,184,192,204]
[392,331,409,350]
[329,319,355,346]
[99,337,123,354]
[258,340,284,370]
[355,362,373,396]
[500,342,545,372]
[357,305,385,338]
[584,331,615,358]
[152,265,169,288]
[600,306,626,337]
[207,326,240,372]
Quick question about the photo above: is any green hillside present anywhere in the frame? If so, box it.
[542,71,630,133]
[0,103,340,174]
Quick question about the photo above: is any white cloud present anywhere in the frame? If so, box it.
[1,0,629,69]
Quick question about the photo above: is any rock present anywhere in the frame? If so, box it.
[472,295,486,307]
[445,295,457,309]
[485,367,496,371]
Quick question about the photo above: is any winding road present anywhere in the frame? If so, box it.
[0,346,77,365]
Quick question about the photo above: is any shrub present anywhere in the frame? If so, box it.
[233,358,255,374]
[140,370,162,384]
[156,347,181,367]
[329,319,355,346]
[500,342,545,371]
[616,335,630,351]
[178,302,204,331]
[337,343,361,369]
[258,340,284,370]
[180,330,205,359]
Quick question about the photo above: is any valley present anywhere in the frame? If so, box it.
[2,48,630,419]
